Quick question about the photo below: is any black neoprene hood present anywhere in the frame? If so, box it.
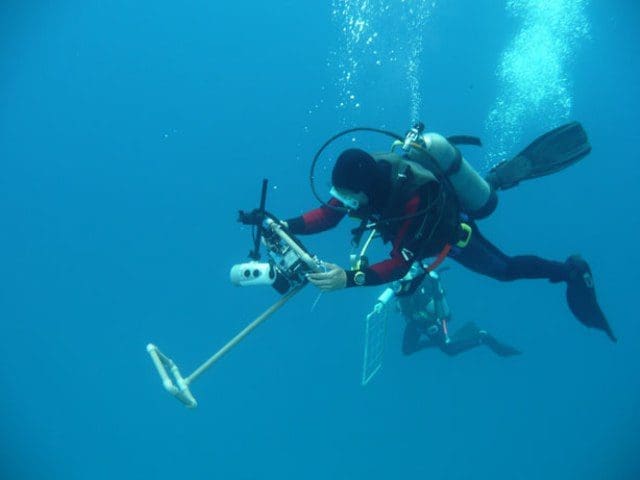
[331,149,378,193]
[332,148,392,211]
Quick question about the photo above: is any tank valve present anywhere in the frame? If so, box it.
[402,121,426,151]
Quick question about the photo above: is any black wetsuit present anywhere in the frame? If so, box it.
[288,199,572,287]
[449,220,570,283]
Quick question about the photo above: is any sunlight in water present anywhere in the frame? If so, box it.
[485,0,590,166]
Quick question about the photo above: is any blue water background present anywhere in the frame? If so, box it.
[1,1,639,479]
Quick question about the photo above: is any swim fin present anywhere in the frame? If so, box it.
[486,122,591,191]
[565,255,617,342]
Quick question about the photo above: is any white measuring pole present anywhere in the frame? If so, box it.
[147,220,317,408]
[147,285,303,408]
[186,284,304,384]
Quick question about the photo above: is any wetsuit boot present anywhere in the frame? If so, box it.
[565,255,616,342]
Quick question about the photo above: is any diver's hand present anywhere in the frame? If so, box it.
[307,263,347,291]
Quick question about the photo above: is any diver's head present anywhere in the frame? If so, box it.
[330,148,389,210]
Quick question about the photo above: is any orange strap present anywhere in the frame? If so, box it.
[425,243,451,273]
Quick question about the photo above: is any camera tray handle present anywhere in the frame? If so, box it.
[265,218,324,273]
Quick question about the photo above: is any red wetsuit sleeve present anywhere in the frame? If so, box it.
[346,194,421,287]
[286,198,346,235]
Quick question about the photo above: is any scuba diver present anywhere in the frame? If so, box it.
[282,122,617,342]
[370,262,521,357]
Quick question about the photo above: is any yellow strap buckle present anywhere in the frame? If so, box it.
[456,222,473,248]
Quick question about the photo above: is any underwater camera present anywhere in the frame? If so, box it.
[231,180,321,294]
[229,235,309,294]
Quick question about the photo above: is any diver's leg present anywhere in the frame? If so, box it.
[451,224,615,341]
[450,222,570,282]
[441,323,521,357]
[402,322,421,355]
[440,339,482,356]
[480,331,522,356]
[402,322,436,355]
[440,322,484,356]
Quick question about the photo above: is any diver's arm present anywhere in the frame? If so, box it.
[345,255,412,287]
[345,195,421,287]
[285,198,346,235]
[307,222,416,289]
[402,322,438,355]
[307,194,423,289]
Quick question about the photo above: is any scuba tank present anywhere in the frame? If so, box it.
[418,131,496,219]
[308,122,498,222]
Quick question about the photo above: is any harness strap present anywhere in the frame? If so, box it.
[424,218,473,270]
[443,146,463,176]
